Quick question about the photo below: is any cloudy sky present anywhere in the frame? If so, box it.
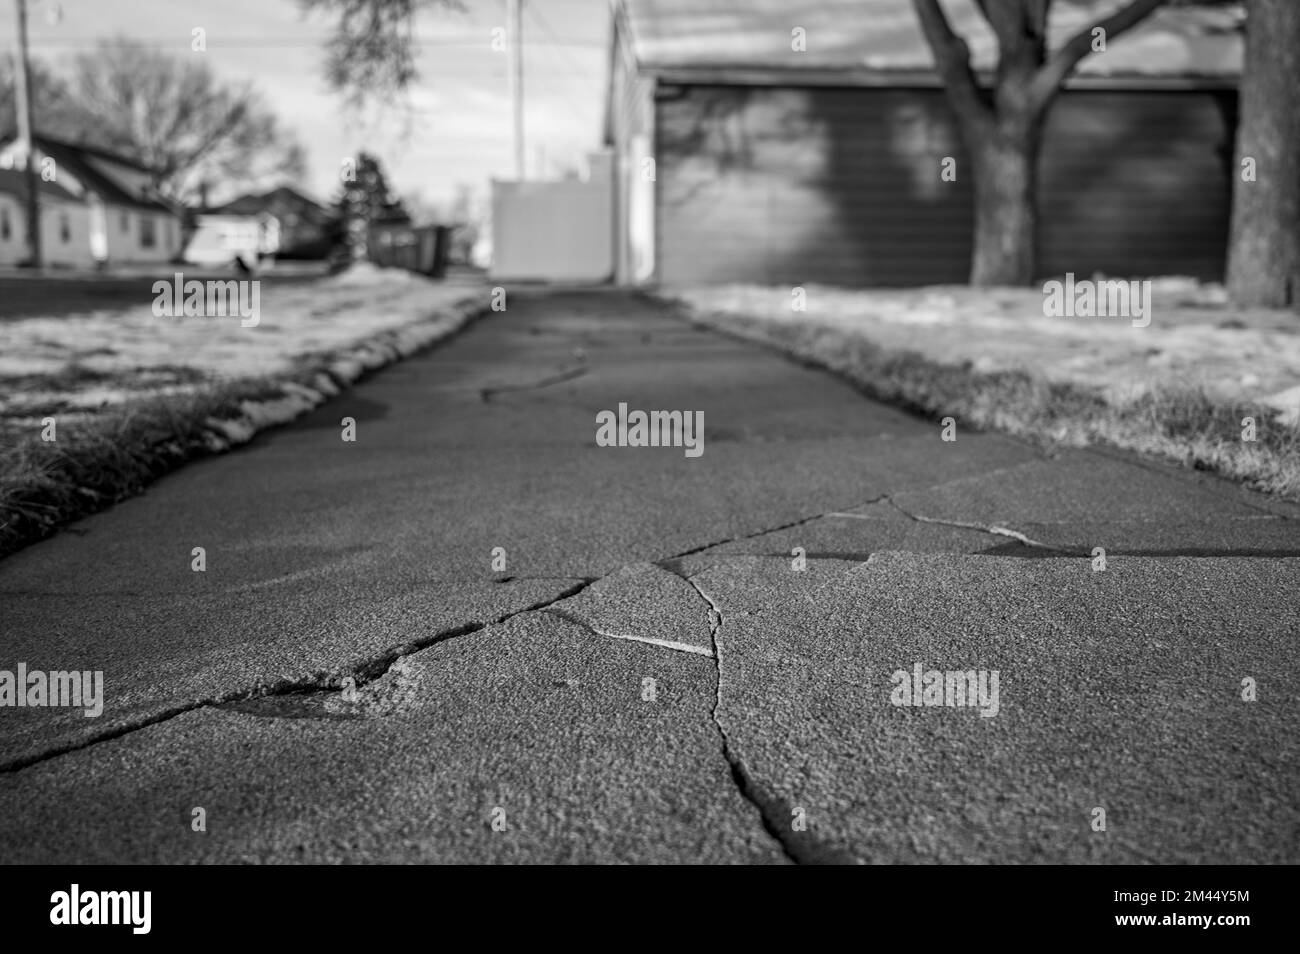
[0,0,610,208]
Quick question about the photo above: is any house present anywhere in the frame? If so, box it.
[0,134,184,267]
[211,186,333,259]
[605,0,1245,286]
[0,168,89,268]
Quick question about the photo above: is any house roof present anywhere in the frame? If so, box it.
[0,133,177,213]
[617,0,1243,85]
[194,211,277,225]
[214,186,329,217]
[49,138,157,175]
[0,167,81,204]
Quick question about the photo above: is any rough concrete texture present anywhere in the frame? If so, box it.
[551,562,716,656]
[1,290,1297,863]
[0,614,785,864]
[695,553,1299,863]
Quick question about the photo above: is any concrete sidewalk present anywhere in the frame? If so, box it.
[1,290,1296,863]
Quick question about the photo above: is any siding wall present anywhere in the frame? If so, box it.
[102,206,183,264]
[0,194,25,263]
[0,193,95,268]
[608,10,657,283]
[655,84,1235,286]
[0,197,185,267]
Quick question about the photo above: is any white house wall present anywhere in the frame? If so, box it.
[0,193,26,264]
[0,193,95,268]
[0,196,180,267]
[102,205,183,264]
[608,6,656,284]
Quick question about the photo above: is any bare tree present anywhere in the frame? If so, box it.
[912,0,1166,286]
[63,38,304,203]
[299,0,461,107]
[1226,0,1299,309]
[0,55,82,139]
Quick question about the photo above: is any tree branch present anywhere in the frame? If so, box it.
[1029,0,1167,111]
[971,0,1018,48]
[912,0,994,131]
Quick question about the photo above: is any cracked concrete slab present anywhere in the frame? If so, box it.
[0,612,788,864]
[978,518,1300,556]
[891,451,1271,534]
[693,553,1300,863]
[677,555,859,612]
[5,289,1297,865]
[0,433,1030,593]
[0,576,586,770]
[687,500,999,565]
[887,450,1300,554]
[549,562,715,656]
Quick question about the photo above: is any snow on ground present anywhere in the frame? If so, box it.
[0,268,480,418]
[675,280,1300,414]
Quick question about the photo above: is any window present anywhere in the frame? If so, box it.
[59,212,70,244]
[1,207,10,241]
[140,215,156,249]
[120,211,129,233]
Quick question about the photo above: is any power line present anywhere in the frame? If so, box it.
[526,4,604,81]
[523,2,606,115]
[524,33,600,104]
[8,34,608,49]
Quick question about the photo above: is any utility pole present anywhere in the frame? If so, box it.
[12,0,41,267]
[507,0,524,180]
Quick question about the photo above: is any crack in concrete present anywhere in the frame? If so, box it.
[657,494,893,577]
[3,500,893,859]
[885,498,1078,554]
[0,579,596,774]
[479,365,587,403]
[541,607,714,657]
[867,502,1300,559]
[0,576,603,599]
[980,541,1300,558]
[682,572,851,865]
[661,514,828,563]
[2,501,884,774]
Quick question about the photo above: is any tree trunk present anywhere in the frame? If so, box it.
[969,118,1042,287]
[1226,0,1300,309]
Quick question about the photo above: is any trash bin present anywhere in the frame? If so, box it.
[430,225,451,279]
